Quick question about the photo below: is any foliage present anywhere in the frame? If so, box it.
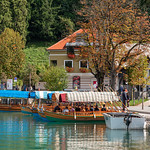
[20,64,40,87]
[20,42,50,86]
[52,0,81,40]
[78,0,150,90]
[42,66,68,91]
[0,28,25,78]
[10,0,28,41]
[0,0,12,34]
[66,67,74,72]
[27,0,58,41]
[127,56,150,87]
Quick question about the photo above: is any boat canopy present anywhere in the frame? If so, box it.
[35,91,64,99]
[66,92,119,102]
[0,90,29,98]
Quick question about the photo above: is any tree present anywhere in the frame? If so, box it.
[128,56,150,109]
[42,66,68,91]
[78,0,150,90]
[27,0,58,41]
[0,28,25,78]
[127,56,149,86]
[52,0,81,40]
[0,0,12,34]
[20,64,40,88]
[10,0,28,41]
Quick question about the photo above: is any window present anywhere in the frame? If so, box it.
[64,60,73,68]
[79,60,88,68]
[51,60,57,66]
[67,46,74,54]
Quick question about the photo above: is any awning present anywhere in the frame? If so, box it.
[66,92,119,102]
[0,90,29,98]
[35,91,64,99]
[59,93,67,102]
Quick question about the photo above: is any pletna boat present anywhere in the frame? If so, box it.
[103,112,146,130]
[0,90,29,111]
[44,92,120,122]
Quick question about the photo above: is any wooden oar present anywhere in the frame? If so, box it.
[104,86,120,111]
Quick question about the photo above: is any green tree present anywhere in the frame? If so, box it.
[0,28,25,78]
[0,0,12,34]
[52,0,81,39]
[10,0,28,41]
[27,0,58,41]
[128,56,149,86]
[42,66,68,91]
[20,64,40,87]
[127,56,150,108]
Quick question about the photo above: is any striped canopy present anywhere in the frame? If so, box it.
[66,92,119,102]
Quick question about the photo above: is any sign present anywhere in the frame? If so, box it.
[104,77,110,85]
[7,79,13,90]
[93,81,97,89]
[14,77,17,82]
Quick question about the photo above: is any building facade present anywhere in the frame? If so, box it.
[47,29,98,91]
[47,29,150,92]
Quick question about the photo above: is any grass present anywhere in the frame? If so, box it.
[129,98,149,106]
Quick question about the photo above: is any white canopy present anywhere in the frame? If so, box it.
[66,92,119,102]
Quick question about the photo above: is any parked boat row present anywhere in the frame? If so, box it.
[0,90,146,130]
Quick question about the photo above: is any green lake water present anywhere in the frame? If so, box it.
[0,112,150,150]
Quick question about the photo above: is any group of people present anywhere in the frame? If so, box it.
[53,103,107,113]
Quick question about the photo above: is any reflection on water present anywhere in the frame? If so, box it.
[0,112,150,150]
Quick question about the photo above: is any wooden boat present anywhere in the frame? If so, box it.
[44,110,109,122]
[21,106,33,114]
[43,92,121,122]
[0,90,29,111]
[103,112,146,130]
[0,104,21,111]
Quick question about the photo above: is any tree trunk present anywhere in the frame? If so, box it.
[95,72,104,91]
[110,72,117,91]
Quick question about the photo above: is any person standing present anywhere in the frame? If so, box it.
[122,89,128,111]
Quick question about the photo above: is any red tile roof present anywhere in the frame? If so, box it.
[47,29,83,50]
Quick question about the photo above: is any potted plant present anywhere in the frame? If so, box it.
[68,53,75,59]
[80,68,89,73]
[66,67,74,72]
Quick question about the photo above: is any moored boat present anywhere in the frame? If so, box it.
[44,92,120,122]
[103,112,146,130]
[0,90,30,112]
[44,110,107,122]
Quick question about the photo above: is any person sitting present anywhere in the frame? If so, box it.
[54,103,61,112]
[90,105,94,111]
[63,106,69,113]
[101,104,106,111]
[75,105,80,111]
[85,105,88,111]
[94,105,99,111]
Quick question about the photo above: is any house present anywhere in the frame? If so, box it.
[47,29,97,91]
[47,29,150,92]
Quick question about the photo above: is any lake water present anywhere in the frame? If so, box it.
[0,112,150,150]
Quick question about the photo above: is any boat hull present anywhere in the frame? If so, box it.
[0,104,21,112]
[44,111,105,122]
[21,106,33,114]
[103,112,146,130]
